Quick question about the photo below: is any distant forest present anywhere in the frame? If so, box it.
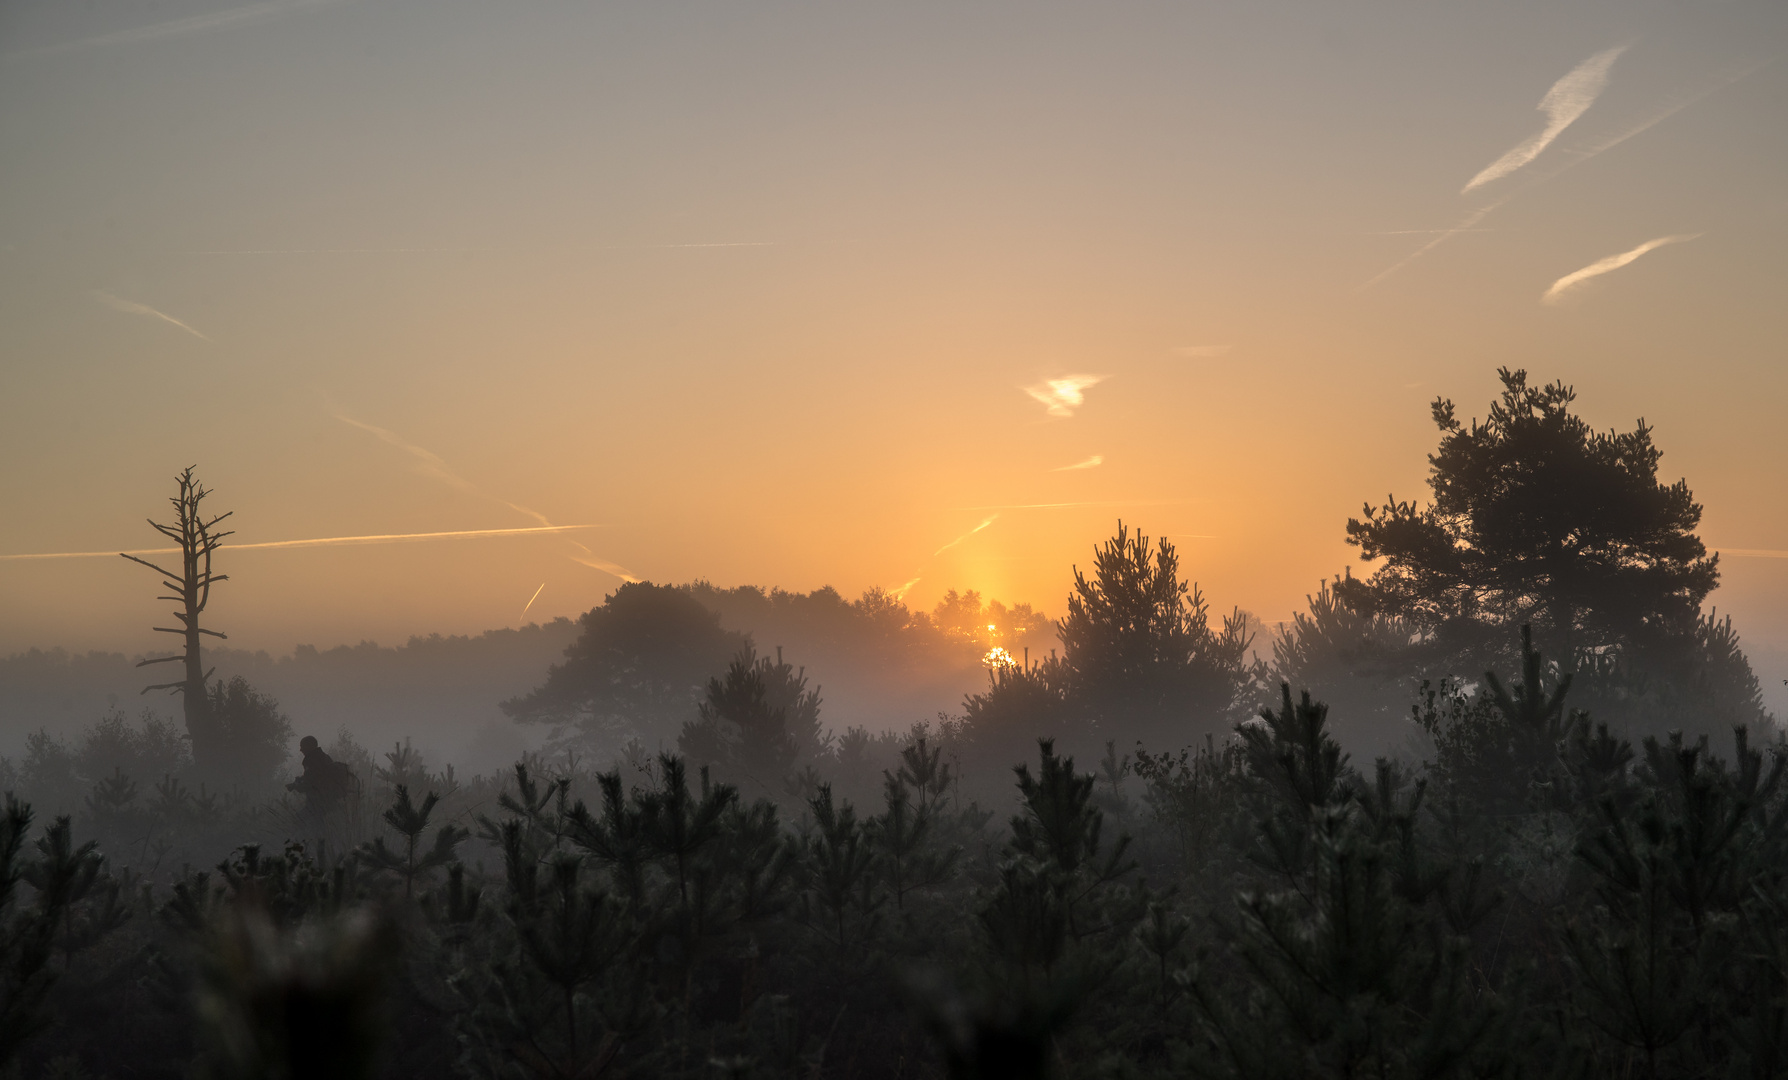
[0,369,1780,1079]
[0,580,1055,773]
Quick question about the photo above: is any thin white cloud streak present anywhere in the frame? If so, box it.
[1364,56,1770,290]
[1716,549,1788,559]
[94,291,209,340]
[1024,375,1104,418]
[1463,45,1627,193]
[1054,455,1104,472]
[334,412,641,581]
[1172,345,1232,358]
[520,583,547,621]
[889,576,923,600]
[1541,234,1700,304]
[933,515,999,556]
[568,555,641,584]
[336,415,478,494]
[1360,198,1509,291]
[1566,58,1773,162]
[334,414,552,527]
[0,525,604,562]
[16,0,348,57]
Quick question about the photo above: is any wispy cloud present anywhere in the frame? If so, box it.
[1054,455,1104,472]
[890,576,923,600]
[1172,345,1232,358]
[1542,234,1699,304]
[1024,375,1104,418]
[1464,45,1627,193]
[1364,55,1764,290]
[0,524,604,561]
[934,515,999,556]
[94,291,209,340]
[17,0,349,57]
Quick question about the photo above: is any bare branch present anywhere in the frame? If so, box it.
[136,655,183,667]
[119,552,181,578]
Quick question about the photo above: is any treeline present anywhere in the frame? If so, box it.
[0,368,1777,1078]
[0,582,1051,778]
[4,624,1785,1078]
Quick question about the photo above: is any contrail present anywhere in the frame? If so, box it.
[1464,45,1627,192]
[1542,234,1699,304]
[14,0,349,57]
[94,291,209,340]
[334,414,484,500]
[0,524,605,562]
[1712,548,1788,559]
[1053,455,1104,472]
[333,411,641,582]
[888,515,1001,602]
[1567,58,1773,163]
[933,515,998,557]
[1360,198,1510,291]
[520,582,547,620]
[569,555,641,584]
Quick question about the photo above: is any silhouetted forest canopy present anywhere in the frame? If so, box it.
[0,370,1780,1079]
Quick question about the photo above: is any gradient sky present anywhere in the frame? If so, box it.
[2,0,1785,709]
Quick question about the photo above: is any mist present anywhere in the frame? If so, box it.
[3,0,1788,1075]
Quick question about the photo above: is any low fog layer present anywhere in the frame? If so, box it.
[0,583,1058,777]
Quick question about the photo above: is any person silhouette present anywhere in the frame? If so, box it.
[287,735,356,824]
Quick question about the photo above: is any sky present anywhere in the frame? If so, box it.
[1,0,1785,710]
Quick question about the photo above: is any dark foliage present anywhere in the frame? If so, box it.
[1057,523,1261,751]
[1340,367,1763,739]
[503,582,748,750]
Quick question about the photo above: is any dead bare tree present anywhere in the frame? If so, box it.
[121,467,234,756]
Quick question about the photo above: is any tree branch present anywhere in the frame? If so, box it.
[119,553,181,578]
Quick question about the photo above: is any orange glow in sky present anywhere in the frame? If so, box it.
[0,0,1784,713]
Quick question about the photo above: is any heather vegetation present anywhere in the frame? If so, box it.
[0,371,1777,1079]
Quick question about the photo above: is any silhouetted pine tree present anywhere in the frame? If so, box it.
[1058,522,1261,753]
